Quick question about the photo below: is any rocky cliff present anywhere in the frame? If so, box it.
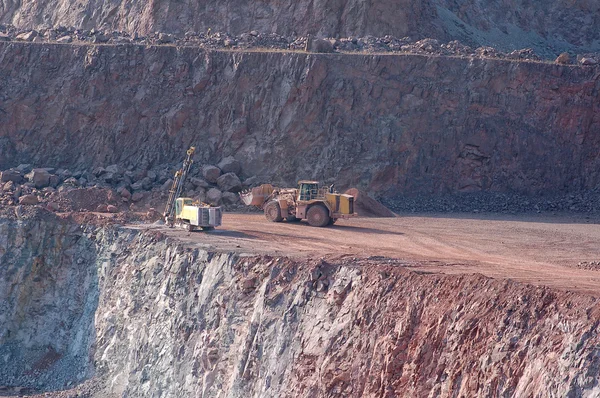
[1,0,599,55]
[0,214,98,390]
[1,213,600,396]
[1,42,599,196]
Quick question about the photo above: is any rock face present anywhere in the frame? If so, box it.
[0,1,599,55]
[0,42,598,196]
[1,215,600,396]
[0,217,98,390]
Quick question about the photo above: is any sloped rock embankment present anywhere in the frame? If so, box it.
[1,212,599,396]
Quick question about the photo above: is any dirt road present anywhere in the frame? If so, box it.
[136,212,600,296]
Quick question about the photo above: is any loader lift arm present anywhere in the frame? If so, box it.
[163,147,195,226]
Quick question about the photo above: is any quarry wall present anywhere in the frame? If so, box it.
[1,215,599,396]
[1,0,599,55]
[0,42,599,196]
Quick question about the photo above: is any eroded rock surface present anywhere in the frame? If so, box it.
[0,1,599,56]
[0,42,598,197]
[1,215,600,396]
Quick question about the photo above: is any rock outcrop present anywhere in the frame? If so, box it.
[0,1,599,56]
[0,42,598,197]
[1,215,600,396]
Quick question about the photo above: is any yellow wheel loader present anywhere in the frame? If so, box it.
[239,180,356,227]
[163,147,222,231]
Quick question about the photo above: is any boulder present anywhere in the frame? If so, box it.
[92,33,109,43]
[305,37,334,53]
[3,181,14,191]
[161,179,173,191]
[206,188,222,205]
[107,204,119,213]
[580,57,598,66]
[16,31,38,41]
[146,170,157,181]
[18,194,39,205]
[217,156,241,175]
[56,35,72,43]
[92,167,106,177]
[16,164,32,173]
[117,186,132,200]
[57,169,72,179]
[222,192,239,205]
[49,174,60,188]
[1,169,24,184]
[344,188,396,218]
[158,33,174,43]
[96,204,108,212]
[105,164,124,175]
[131,192,145,202]
[46,202,60,212]
[102,172,121,184]
[63,177,80,187]
[216,172,243,193]
[202,165,221,183]
[243,176,259,187]
[555,52,571,64]
[190,177,210,189]
[140,177,153,190]
[26,169,51,188]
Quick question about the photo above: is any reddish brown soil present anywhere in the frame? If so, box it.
[136,212,600,296]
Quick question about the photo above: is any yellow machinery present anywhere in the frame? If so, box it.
[163,147,222,231]
[239,180,356,227]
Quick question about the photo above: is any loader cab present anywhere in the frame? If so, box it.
[175,198,193,216]
[298,181,319,201]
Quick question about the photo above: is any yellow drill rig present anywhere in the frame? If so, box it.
[163,147,222,231]
[239,180,356,227]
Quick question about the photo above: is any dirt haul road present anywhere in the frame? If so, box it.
[137,212,600,296]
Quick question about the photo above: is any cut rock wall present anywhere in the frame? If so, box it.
[1,215,600,396]
[0,42,599,195]
[1,0,599,55]
[0,217,98,390]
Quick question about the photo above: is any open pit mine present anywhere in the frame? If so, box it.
[1,0,600,397]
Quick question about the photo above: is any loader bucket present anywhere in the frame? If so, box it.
[239,184,274,206]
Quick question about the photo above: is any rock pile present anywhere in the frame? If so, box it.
[0,157,255,213]
[382,189,600,215]
[1,24,597,63]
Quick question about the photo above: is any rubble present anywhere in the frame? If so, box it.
[0,23,595,62]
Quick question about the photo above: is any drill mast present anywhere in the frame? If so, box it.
[163,146,195,225]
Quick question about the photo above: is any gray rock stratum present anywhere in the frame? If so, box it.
[1,212,600,396]
[1,0,599,55]
[0,42,599,196]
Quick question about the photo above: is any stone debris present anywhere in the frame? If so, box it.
[18,194,39,205]
[1,24,595,62]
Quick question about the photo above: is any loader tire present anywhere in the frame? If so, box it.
[307,205,330,227]
[264,201,283,222]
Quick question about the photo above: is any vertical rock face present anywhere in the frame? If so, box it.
[0,0,599,54]
[0,216,98,390]
[0,0,436,39]
[1,216,599,396]
[0,42,599,195]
